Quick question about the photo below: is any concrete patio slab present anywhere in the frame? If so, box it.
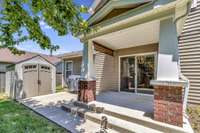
[19,91,193,133]
[19,92,118,133]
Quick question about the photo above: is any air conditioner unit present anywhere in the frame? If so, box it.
[68,75,81,92]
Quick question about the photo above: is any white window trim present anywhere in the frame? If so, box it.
[118,52,157,94]
[192,0,197,8]
[65,61,73,78]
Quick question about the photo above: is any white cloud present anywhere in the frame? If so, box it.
[39,21,52,30]
[44,25,51,29]
[39,21,45,26]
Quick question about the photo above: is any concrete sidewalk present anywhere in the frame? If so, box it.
[19,92,117,133]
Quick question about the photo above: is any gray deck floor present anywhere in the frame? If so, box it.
[96,91,153,113]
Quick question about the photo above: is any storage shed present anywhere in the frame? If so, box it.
[5,55,56,99]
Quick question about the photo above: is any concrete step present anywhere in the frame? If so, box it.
[61,101,192,133]
[89,101,189,133]
[85,111,163,133]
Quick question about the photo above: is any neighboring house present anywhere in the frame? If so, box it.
[0,48,61,99]
[179,0,200,104]
[59,51,119,93]
[58,51,82,88]
[77,0,191,128]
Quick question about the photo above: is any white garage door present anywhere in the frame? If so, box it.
[23,64,52,98]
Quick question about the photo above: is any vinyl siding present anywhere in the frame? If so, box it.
[179,0,200,104]
[0,63,12,92]
[63,57,82,87]
[95,52,115,93]
[63,57,82,76]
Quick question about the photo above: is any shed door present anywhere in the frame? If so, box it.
[0,72,6,93]
[23,64,38,97]
[23,64,52,98]
[38,65,52,95]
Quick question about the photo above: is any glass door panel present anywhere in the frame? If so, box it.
[137,55,155,94]
[120,57,135,92]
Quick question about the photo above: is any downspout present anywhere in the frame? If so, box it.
[174,0,191,112]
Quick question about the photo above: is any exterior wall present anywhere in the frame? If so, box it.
[96,43,158,92]
[56,73,62,86]
[55,62,63,86]
[63,57,82,76]
[63,57,82,87]
[0,63,12,72]
[0,63,12,93]
[95,52,115,93]
[179,0,200,104]
[56,62,63,74]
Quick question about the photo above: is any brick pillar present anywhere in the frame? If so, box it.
[78,80,96,103]
[153,85,183,127]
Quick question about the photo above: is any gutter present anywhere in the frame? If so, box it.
[89,0,102,14]
[174,0,192,36]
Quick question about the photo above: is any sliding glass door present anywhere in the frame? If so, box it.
[137,55,155,94]
[120,57,135,92]
[120,53,156,94]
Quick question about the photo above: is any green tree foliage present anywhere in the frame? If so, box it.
[49,44,59,56]
[0,0,89,54]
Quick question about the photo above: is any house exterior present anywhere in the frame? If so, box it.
[57,51,82,88]
[58,0,200,105]
[0,48,60,99]
[179,0,200,104]
[77,0,192,127]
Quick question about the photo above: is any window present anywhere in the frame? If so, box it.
[40,65,50,71]
[192,0,197,8]
[65,61,73,78]
[24,65,37,70]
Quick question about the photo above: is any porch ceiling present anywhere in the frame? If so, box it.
[92,20,160,50]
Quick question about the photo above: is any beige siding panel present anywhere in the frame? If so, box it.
[72,57,82,75]
[179,0,200,104]
[95,52,115,93]
[64,57,82,75]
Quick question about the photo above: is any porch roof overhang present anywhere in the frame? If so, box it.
[88,0,153,24]
[91,20,160,50]
[79,0,191,45]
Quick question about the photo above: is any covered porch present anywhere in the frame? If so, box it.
[78,0,191,127]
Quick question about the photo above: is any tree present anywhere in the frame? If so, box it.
[0,0,89,54]
[49,44,59,56]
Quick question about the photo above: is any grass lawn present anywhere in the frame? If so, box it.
[0,94,68,133]
[187,105,200,133]
[56,85,66,93]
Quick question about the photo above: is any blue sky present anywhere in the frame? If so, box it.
[17,0,94,55]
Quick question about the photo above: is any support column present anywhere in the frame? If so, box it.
[78,41,96,103]
[151,18,186,127]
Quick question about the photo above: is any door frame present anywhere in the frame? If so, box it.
[118,52,157,93]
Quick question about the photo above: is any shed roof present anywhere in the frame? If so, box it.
[0,48,61,65]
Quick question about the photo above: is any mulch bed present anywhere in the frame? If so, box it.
[187,105,200,133]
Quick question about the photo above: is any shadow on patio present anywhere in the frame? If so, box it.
[96,91,154,116]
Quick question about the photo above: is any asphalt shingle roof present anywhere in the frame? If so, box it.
[0,48,61,64]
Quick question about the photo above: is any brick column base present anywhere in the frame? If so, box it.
[78,80,96,103]
[153,85,183,127]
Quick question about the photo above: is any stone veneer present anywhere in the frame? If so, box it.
[153,85,183,127]
[78,80,96,103]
